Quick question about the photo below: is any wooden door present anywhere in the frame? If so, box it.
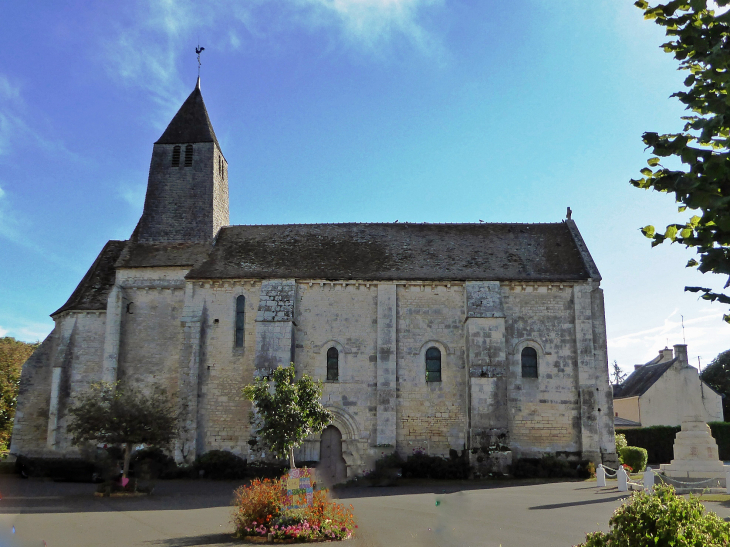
[318,426,347,486]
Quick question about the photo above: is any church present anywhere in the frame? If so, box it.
[11,79,617,478]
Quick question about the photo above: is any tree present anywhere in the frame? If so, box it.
[67,382,177,478]
[243,363,332,469]
[611,360,627,385]
[0,337,39,449]
[632,0,730,323]
[700,348,730,419]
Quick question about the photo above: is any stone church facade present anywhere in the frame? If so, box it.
[11,79,617,476]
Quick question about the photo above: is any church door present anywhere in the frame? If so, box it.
[318,425,347,486]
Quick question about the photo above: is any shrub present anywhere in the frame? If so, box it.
[401,450,471,480]
[577,485,730,546]
[15,455,104,482]
[615,433,627,462]
[232,473,356,541]
[130,447,176,480]
[194,450,247,480]
[510,455,591,479]
[619,446,648,473]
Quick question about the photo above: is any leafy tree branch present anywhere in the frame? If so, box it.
[632,0,730,322]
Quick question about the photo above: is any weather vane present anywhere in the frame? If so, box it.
[196,44,205,77]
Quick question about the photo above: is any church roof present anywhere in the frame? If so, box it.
[115,241,212,269]
[186,221,598,281]
[51,240,128,316]
[155,79,219,146]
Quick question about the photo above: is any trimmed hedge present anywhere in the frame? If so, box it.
[616,426,679,464]
[617,422,730,463]
[194,450,247,480]
[619,446,647,472]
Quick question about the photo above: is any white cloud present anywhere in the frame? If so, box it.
[100,0,444,117]
[608,308,730,373]
[0,321,53,344]
[117,182,147,211]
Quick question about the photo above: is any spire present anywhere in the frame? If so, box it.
[155,80,219,147]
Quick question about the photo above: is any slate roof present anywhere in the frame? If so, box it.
[155,79,219,147]
[53,220,601,314]
[614,416,642,427]
[186,221,598,281]
[52,240,128,316]
[115,241,212,269]
[612,359,677,399]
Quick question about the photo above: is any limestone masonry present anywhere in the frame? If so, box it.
[11,79,617,475]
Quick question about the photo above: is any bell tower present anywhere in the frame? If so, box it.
[135,78,229,243]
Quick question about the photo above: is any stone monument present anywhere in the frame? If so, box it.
[660,415,730,479]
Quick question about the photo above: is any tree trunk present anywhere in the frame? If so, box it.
[123,442,132,479]
[289,446,296,469]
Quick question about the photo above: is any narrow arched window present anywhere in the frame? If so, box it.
[426,347,441,382]
[521,347,538,378]
[172,145,181,166]
[327,347,339,381]
[184,144,194,167]
[235,296,245,348]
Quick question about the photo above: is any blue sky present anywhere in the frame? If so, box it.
[1,0,728,373]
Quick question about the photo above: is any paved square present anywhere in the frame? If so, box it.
[0,477,728,547]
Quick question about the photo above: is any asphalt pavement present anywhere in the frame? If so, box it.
[0,476,728,547]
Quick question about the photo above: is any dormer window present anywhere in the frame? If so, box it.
[172,145,181,167]
[184,144,193,167]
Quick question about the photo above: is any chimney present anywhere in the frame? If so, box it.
[634,364,643,371]
[658,347,674,363]
[673,344,688,366]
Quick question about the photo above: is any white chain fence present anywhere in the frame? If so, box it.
[597,464,730,493]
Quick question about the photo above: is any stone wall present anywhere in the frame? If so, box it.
[136,142,229,243]
[503,283,583,456]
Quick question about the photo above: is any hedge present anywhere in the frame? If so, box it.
[617,422,730,463]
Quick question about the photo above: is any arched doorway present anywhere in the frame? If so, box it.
[318,425,347,486]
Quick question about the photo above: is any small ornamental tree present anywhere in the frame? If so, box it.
[243,363,332,469]
[67,382,177,478]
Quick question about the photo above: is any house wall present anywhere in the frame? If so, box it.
[613,397,641,424]
[638,363,723,427]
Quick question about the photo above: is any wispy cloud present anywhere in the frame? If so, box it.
[608,308,730,371]
[100,0,444,117]
[0,321,52,344]
[117,182,147,212]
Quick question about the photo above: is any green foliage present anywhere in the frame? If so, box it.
[577,484,730,546]
[510,455,592,479]
[620,423,730,462]
[194,450,247,480]
[0,337,39,449]
[619,446,648,472]
[631,1,730,323]
[617,426,680,463]
[130,447,177,480]
[615,433,628,463]
[242,364,332,468]
[67,382,177,477]
[700,349,730,419]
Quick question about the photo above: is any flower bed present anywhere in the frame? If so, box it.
[232,475,356,542]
